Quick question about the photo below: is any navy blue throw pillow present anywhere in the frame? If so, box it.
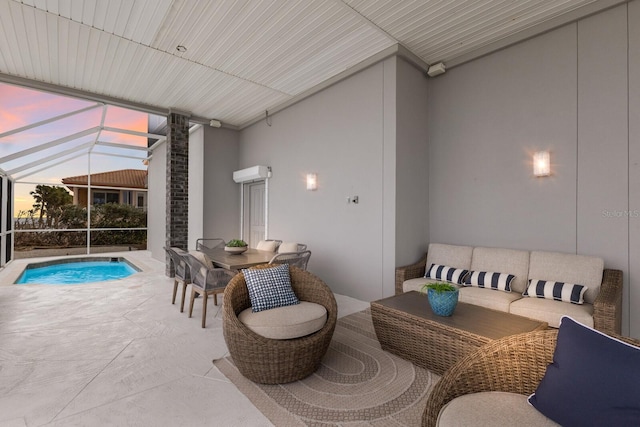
[528,317,640,426]
[243,264,299,313]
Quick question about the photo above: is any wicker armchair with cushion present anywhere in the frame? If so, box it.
[222,264,337,384]
[423,327,640,427]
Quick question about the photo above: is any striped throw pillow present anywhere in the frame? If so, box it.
[523,279,588,305]
[464,271,515,292]
[425,264,469,284]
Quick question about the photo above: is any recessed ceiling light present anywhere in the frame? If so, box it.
[176,45,187,53]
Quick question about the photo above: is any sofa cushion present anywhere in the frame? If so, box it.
[528,317,640,426]
[238,301,327,339]
[437,392,559,427]
[523,279,587,304]
[470,247,530,294]
[528,251,603,304]
[509,297,593,328]
[459,286,522,312]
[426,243,473,273]
[402,278,454,293]
[243,264,299,312]
[426,264,469,284]
[464,271,515,292]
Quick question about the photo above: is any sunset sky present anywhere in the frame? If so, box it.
[0,83,155,215]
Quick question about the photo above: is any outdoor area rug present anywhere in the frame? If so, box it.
[213,308,440,426]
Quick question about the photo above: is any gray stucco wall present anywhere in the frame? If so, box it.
[188,125,204,250]
[147,142,166,262]
[428,23,578,253]
[629,0,640,339]
[239,61,390,301]
[427,4,638,337]
[577,5,630,333]
[395,58,429,267]
[205,56,429,300]
[202,126,240,243]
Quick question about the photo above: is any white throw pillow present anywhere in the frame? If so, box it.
[278,242,299,253]
[256,240,277,252]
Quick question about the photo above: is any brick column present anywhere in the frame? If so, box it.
[165,111,189,276]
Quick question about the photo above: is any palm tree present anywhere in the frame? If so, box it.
[30,185,72,227]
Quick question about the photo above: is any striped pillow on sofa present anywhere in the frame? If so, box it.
[425,264,468,284]
[464,271,515,292]
[523,279,588,305]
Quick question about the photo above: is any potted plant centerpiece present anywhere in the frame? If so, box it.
[421,282,459,317]
[225,239,248,255]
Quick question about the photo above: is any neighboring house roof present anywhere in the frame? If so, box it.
[61,169,147,189]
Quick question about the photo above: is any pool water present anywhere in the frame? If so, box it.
[16,260,138,285]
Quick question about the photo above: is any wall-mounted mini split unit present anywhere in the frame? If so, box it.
[427,62,446,77]
[233,165,270,183]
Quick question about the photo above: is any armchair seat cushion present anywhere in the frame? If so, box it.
[238,301,327,339]
[437,392,559,427]
[509,297,593,328]
[458,286,522,312]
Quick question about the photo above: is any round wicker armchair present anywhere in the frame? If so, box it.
[422,329,640,427]
[222,264,338,384]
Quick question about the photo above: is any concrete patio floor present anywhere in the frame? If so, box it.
[0,251,370,426]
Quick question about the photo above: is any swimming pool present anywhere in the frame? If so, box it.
[15,257,140,285]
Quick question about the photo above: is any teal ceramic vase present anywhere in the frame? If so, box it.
[427,288,459,316]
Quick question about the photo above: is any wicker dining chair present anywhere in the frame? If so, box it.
[422,329,640,427]
[184,253,236,328]
[164,247,191,312]
[195,238,225,250]
[269,250,312,270]
[222,264,337,384]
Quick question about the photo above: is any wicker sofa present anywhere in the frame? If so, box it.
[396,243,623,334]
[422,328,640,427]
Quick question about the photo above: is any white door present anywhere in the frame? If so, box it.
[243,181,266,247]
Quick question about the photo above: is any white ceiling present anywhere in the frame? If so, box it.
[0,0,625,128]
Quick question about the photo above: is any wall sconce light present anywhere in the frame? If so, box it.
[533,151,551,177]
[306,173,317,191]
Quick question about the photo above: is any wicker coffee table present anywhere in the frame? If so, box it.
[371,291,547,374]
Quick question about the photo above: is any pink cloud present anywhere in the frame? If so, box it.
[0,83,152,176]
[103,106,149,147]
[0,110,27,133]
[0,83,94,135]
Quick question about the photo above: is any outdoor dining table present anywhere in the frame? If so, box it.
[198,247,276,271]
